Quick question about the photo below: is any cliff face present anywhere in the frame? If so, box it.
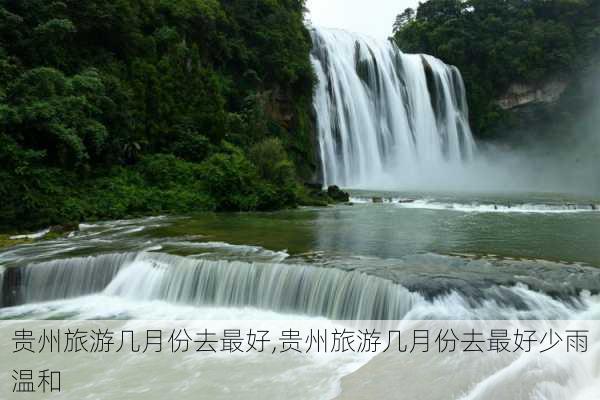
[489,61,600,142]
[262,87,319,182]
[497,80,569,111]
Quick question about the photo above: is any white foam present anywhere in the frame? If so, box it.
[9,228,50,240]
[171,241,289,261]
[0,266,4,301]
[350,197,599,214]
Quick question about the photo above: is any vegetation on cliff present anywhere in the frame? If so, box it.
[393,0,600,137]
[0,0,318,230]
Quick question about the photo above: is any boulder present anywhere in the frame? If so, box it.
[372,197,383,203]
[327,186,350,203]
[49,223,79,234]
[496,80,569,110]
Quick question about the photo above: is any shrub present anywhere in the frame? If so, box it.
[249,138,300,210]
[136,154,203,188]
[199,148,261,211]
[249,138,293,183]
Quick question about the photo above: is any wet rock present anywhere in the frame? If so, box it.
[372,197,383,203]
[50,223,79,234]
[327,186,349,203]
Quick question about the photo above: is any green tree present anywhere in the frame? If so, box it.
[394,0,599,137]
[0,0,315,229]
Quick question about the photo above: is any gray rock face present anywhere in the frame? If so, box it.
[497,80,569,110]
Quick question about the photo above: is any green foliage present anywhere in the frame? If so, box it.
[394,0,600,137]
[5,67,111,168]
[249,138,300,210]
[0,153,216,230]
[0,0,315,229]
[199,148,261,211]
[0,234,32,249]
[249,138,293,183]
[197,141,300,212]
[393,8,415,33]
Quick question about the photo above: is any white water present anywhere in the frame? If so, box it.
[2,259,598,400]
[9,228,50,240]
[18,253,136,303]
[2,214,599,399]
[0,266,4,302]
[349,197,600,213]
[7,252,420,320]
[104,254,420,320]
[2,247,598,400]
[311,28,476,188]
[168,241,290,262]
[339,309,600,400]
[3,251,594,322]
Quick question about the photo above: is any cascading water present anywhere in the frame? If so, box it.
[17,253,136,304]
[0,266,4,305]
[104,253,420,320]
[1,251,591,321]
[1,252,420,320]
[311,28,476,188]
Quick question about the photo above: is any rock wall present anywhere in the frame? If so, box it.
[497,80,569,110]
[488,61,600,142]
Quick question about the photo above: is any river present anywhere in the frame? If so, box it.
[1,192,599,399]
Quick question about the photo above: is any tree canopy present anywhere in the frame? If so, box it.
[0,0,317,230]
[394,0,600,137]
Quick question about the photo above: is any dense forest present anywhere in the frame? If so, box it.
[2,0,599,231]
[0,0,318,230]
[394,0,600,137]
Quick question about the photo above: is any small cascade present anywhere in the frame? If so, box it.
[17,253,136,305]
[104,253,420,320]
[2,252,420,320]
[1,251,591,321]
[0,266,4,306]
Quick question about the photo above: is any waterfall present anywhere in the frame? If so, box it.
[16,253,136,304]
[1,252,420,320]
[311,28,476,188]
[1,252,589,321]
[104,253,421,320]
[0,266,4,306]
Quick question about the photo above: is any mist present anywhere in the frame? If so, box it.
[356,69,600,198]
[464,69,600,197]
